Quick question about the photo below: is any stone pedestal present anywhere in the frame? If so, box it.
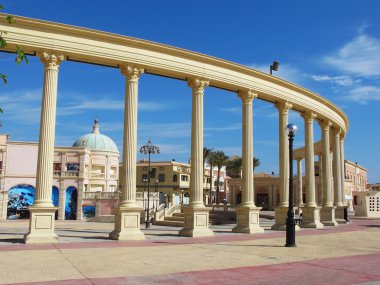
[232,206,264,234]
[271,207,300,231]
[24,207,59,244]
[300,206,324,229]
[109,207,145,240]
[179,206,213,237]
[320,206,338,226]
[334,205,347,224]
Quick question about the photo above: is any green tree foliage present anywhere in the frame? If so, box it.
[226,155,261,178]
[0,5,28,112]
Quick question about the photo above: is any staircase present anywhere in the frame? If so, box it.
[154,212,184,227]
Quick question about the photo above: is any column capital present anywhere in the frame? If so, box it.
[301,111,317,122]
[318,120,332,130]
[275,101,293,114]
[333,127,342,137]
[120,65,144,81]
[187,78,209,94]
[238,89,258,104]
[40,52,64,69]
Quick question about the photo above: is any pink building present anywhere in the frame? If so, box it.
[0,120,119,220]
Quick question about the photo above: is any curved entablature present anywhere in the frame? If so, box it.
[0,14,348,135]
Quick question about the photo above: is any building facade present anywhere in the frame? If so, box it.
[0,120,119,221]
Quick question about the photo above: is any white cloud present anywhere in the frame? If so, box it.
[325,34,380,77]
[310,75,360,86]
[346,86,380,104]
[60,99,167,112]
[220,107,240,113]
[205,124,241,132]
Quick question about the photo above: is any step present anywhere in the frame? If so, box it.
[165,216,185,222]
[154,220,184,227]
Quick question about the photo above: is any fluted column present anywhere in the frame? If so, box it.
[333,128,346,224]
[120,66,143,207]
[320,121,333,206]
[319,120,337,226]
[299,113,323,229]
[233,89,263,234]
[276,101,292,207]
[333,128,343,206]
[34,53,63,207]
[188,78,208,207]
[110,65,145,240]
[296,159,303,207]
[302,112,317,207]
[340,138,346,203]
[271,101,293,231]
[24,53,64,243]
[179,78,213,237]
[239,90,257,206]
[318,154,323,205]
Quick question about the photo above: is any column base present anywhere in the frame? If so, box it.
[320,206,338,226]
[179,206,214,237]
[109,206,145,240]
[271,207,300,231]
[232,206,264,234]
[24,206,59,244]
[300,206,324,229]
[334,205,347,224]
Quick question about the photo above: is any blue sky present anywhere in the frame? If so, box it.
[1,0,379,182]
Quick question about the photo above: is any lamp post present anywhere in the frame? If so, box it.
[143,178,148,211]
[155,180,158,212]
[140,139,160,229]
[270,61,280,75]
[286,123,297,247]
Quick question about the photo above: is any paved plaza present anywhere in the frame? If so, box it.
[0,217,380,285]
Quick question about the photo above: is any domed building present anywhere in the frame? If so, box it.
[0,120,120,220]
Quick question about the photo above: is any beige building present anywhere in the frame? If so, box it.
[352,191,380,218]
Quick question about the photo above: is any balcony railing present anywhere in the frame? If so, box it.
[91,173,105,178]
[63,171,79,177]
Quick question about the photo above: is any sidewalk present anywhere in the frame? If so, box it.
[0,217,379,285]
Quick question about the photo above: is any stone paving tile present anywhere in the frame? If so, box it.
[0,218,379,284]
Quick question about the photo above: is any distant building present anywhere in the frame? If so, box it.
[0,119,119,220]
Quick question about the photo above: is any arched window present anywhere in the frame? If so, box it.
[173,174,178,182]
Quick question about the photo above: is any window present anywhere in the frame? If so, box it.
[181,175,188,182]
[159,174,165,182]
[67,163,80,171]
[142,174,148,182]
[53,163,61,171]
[173,174,178,182]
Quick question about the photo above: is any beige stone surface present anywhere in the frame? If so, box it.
[1,219,380,284]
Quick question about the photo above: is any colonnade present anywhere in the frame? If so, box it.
[8,16,347,244]
[276,111,348,231]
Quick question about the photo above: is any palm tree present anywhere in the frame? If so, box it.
[226,155,243,178]
[203,147,213,204]
[209,150,229,204]
[203,147,213,172]
[253,157,260,172]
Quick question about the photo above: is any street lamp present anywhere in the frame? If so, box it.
[286,123,297,247]
[143,178,148,211]
[140,139,160,228]
[270,61,280,75]
[155,180,158,212]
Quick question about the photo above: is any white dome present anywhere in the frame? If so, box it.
[72,119,119,153]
